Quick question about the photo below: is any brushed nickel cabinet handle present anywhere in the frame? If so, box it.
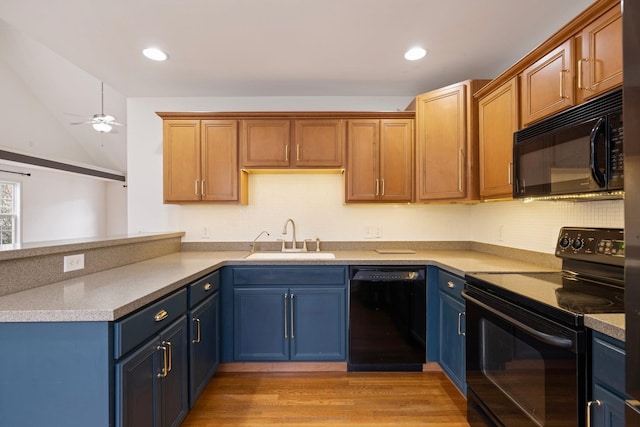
[284,293,289,339]
[560,69,569,99]
[296,144,300,161]
[204,283,212,291]
[192,318,201,344]
[165,341,173,373]
[157,345,168,378]
[201,179,205,196]
[154,310,168,322]
[194,180,199,196]
[375,179,380,196]
[578,58,588,89]
[457,312,465,336]
[586,400,601,427]
[290,293,295,339]
[508,162,513,185]
[381,179,385,196]
[285,145,289,162]
[458,149,464,193]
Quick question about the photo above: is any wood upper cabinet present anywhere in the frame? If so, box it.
[577,5,622,103]
[294,120,345,167]
[163,119,244,204]
[520,39,575,126]
[415,80,487,202]
[346,119,413,202]
[478,78,519,199]
[240,118,345,168]
[241,120,291,167]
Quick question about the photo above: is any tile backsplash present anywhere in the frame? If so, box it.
[470,199,624,253]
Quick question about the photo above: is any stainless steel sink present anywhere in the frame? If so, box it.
[245,252,336,260]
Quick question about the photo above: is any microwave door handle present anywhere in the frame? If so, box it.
[590,117,607,187]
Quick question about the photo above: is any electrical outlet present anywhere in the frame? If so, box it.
[63,254,85,272]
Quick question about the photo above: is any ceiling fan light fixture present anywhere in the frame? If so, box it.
[92,122,113,133]
[404,47,427,61]
[143,47,168,61]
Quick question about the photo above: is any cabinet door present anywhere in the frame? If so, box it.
[579,6,622,102]
[241,120,291,167]
[116,337,160,427]
[189,292,220,407]
[379,119,413,202]
[163,120,201,202]
[201,120,239,201]
[158,316,189,427]
[479,78,519,199]
[438,291,465,394]
[521,39,575,126]
[234,287,289,361]
[592,384,626,427]
[346,120,379,201]
[416,83,467,201]
[294,120,345,167]
[289,287,346,361]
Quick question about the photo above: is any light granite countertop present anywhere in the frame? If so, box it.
[0,248,624,340]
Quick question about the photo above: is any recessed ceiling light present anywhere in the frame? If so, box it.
[143,47,168,61]
[404,47,427,61]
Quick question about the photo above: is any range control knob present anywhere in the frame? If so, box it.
[572,238,584,250]
[559,237,571,249]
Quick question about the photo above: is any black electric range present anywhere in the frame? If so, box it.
[466,227,624,327]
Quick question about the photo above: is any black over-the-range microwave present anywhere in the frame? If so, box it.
[513,88,623,200]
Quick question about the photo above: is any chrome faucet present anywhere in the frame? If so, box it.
[281,218,302,252]
[250,230,269,253]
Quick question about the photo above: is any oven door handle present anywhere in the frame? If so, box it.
[461,290,574,350]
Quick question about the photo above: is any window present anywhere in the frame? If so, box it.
[0,181,19,246]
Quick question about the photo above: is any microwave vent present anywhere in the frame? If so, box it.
[515,89,622,142]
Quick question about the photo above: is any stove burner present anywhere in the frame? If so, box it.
[555,284,624,314]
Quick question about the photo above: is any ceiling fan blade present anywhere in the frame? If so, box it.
[69,120,94,125]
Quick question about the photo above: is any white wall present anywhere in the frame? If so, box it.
[127,96,625,255]
[0,164,128,243]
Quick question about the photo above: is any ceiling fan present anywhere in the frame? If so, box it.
[69,82,124,133]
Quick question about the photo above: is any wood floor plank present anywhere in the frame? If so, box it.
[182,371,469,426]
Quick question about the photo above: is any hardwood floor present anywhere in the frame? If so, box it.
[182,371,469,426]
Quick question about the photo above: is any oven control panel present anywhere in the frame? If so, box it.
[556,227,624,265]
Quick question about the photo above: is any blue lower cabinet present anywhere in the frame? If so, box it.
[188,291,220,407]
[590,332,628,427]
[233,286,346,361]
[116,315,189,427]
[428,267,466,395]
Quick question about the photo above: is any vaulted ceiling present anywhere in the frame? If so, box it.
[0,0,594,172]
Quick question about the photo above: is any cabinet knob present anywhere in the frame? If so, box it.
[447,281,455,288]
[204,283,212,291]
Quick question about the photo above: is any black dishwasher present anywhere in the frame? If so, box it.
[348,266,426,371]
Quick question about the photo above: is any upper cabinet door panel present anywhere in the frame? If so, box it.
[163,120,201,202]
[201,120,238,202]
[521,39,575,126]
[241,120,291,167]
[346,120,378,201]
[294,120,345,167]
[379,119,413,202]
[479,78,519,199]
[579,5,622,102]
[416,83,467,201]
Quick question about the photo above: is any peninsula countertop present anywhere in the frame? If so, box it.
[0,249,624,341]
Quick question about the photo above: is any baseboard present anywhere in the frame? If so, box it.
[218,362,348,372]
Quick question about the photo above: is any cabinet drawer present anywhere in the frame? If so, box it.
[189,271,220,307]
[233,267,346,286]
[437,270,465,301]
[592,332,626,395]
[114,288,188,359]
